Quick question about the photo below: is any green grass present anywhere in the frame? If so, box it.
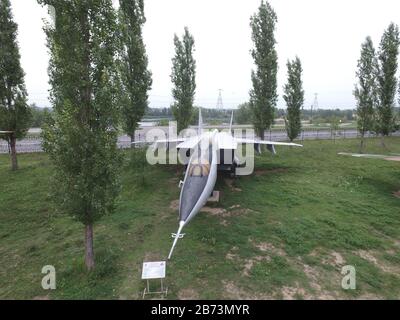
[0,137,399,299]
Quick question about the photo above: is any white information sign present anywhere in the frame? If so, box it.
[141,261,166,280]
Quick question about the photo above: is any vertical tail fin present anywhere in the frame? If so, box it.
[198,107,203,135]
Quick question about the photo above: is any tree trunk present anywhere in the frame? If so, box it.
[85,224,95,270]
[259,129,265,140]
[10,136,18,171]
[130,131,135,149]
[380,135,386,148]
[359,134,365,154]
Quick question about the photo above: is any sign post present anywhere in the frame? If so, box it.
[141,261,168,299]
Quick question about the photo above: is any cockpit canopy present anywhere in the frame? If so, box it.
[189,158,210,177]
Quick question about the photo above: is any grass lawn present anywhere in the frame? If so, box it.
[0,137,399,300]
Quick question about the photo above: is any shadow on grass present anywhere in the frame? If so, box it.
[55,247,123,299]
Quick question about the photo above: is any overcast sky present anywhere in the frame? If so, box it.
[9,0,400,109]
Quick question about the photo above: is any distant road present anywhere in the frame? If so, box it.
[1,127,399,154]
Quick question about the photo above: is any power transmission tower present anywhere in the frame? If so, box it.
[216,89,224,110]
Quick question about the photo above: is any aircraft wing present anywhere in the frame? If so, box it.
[235,138,303,147]
[131,138,186,145]
[235,138,302,155]
[216,132,237,149]
[176,135,202,149]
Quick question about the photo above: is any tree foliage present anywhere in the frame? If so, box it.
[0,0,31,170]
[30,104,51,128]
[235,103,253,125]
[354,37,378,151]
[283,57,304,142]
[249,0,278,138]
[376,23,400,138]
[118,0,152,144]
[171,27,196,133]
[38,0,122,270]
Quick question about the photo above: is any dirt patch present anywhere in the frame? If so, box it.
[393,240,400,248]
[294,255,340,299]
[281,285,313,300]
[201,207,226,216]
[229,204,241,210]
[242,256,270,276]
[222,280,273,300]
[308,248,320,257]
[393,190,400,198]
[178,288,199,300]
[202,205,253,219]
[302,263,321,291]
[385,157,400,162]
[221,219,229,227]
[226,252,239,261]
[355,250,399,273]
[357,250,378,265]
[169,199,179,211]
[171,200,251,221]
[331,252,345,266]
[227,205,254,217]
[321,251,345,267]
[33,295,50,300]
[223,281,253,299]
[252,241,286,257]
[224,178,242,192]
[225,178,234,188]
[303,267,335,299]
[254,168,288,176]
[282,284,336,300]
[224,247,340,299]
[356,293,383,300]
[226,246,240,261]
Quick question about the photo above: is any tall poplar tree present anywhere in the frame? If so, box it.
[38,0,122,270]
[249,0,278,139]
[376,23,400,146]
[0,0,31,171]
[354,37,378,152]
[171,27,196,133]
[283,57,304,142]
[118,0,152,145]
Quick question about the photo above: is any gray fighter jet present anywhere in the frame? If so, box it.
[135,109,303,259]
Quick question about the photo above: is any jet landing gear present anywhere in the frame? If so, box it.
[230,163,238,178]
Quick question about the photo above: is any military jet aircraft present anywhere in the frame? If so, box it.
[134,109,303,259]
